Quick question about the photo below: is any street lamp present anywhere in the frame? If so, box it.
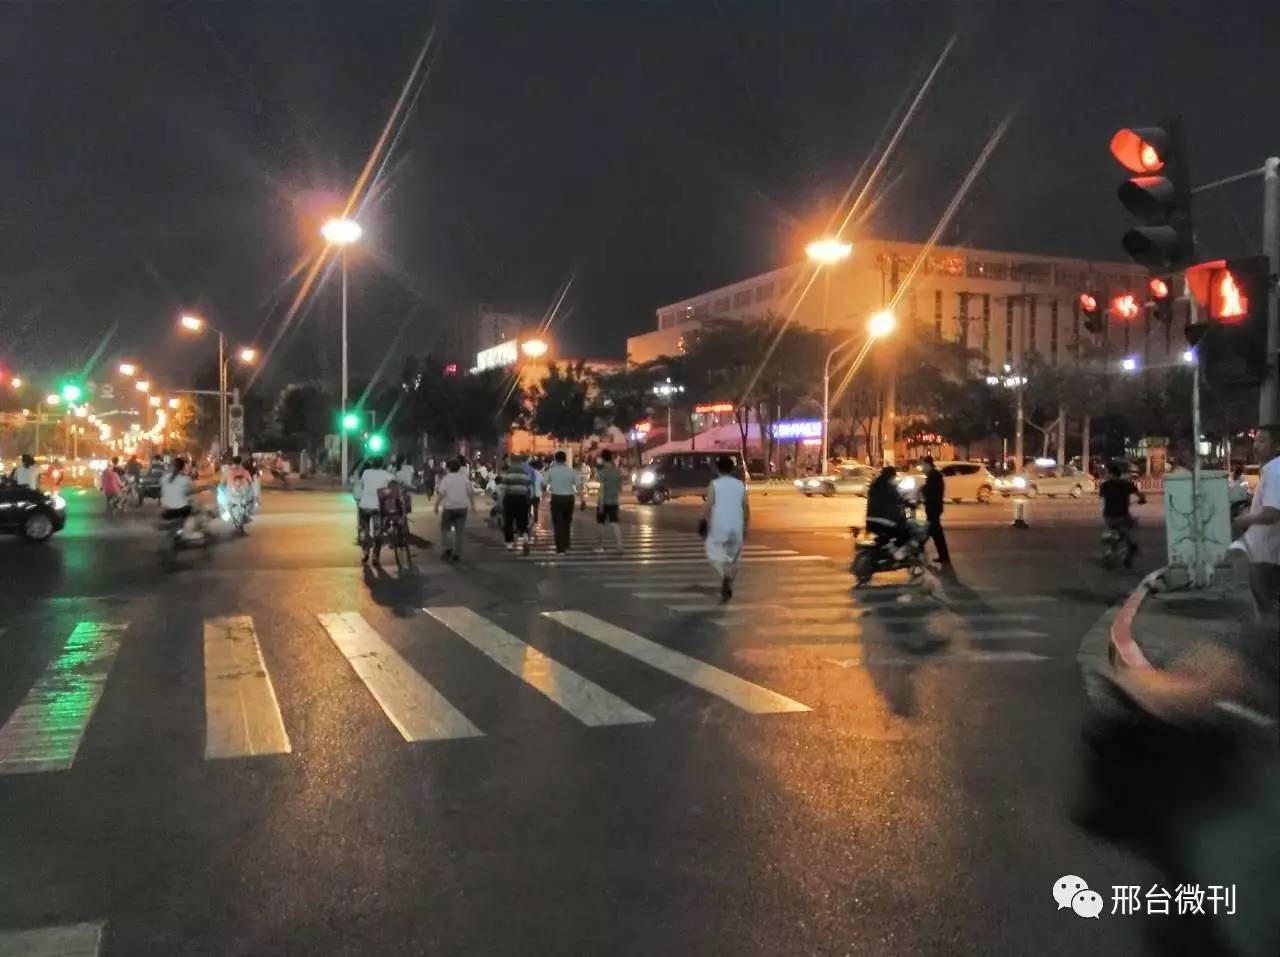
[118,363,137,377]
[135,380,150,393]
[168,397,180,410]
[239,347,258,364]
[821,311,896,471]
[180,314,204,332]
[322,216,363,482]
[806,237,853,333]
[520,337,549,359]
[9,377,21,389]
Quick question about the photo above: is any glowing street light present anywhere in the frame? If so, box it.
[239,347,258,364]
[868,310,897,338]
[520,337,549,359]
[135,380,150,393]
[322,217,364,481]
[149,396,162,408]
[118,362,138,377]
[321,218,363,246]
[168,397,180,409]
[9,377,21,389]
[180,314,204,332]
[1122,356,1139,372]
[805,237,853,265]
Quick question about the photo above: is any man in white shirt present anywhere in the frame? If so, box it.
[10,454,39,489]
[544,451,581,554]
[434,457,475,561]
[355,456,395,564]
[1233,424,1280,628]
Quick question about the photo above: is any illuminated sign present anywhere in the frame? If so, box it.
[474,340,518,372]
[443,363,459,376]
[694,401,735,415]
[771,419,823,440]
[628,421,652,442]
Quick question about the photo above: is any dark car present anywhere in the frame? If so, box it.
[0,481,68,542]
[632,451,746,505]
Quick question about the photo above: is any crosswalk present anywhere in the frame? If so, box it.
[470,523,826,567]
[0,604,810,777]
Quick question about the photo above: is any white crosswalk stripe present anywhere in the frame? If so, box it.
[318,611,484,743]
[425,607,653,727]
[203,616,292,760]
[0,921,103,957]
[544,610,811,715]
[0,621,128,775]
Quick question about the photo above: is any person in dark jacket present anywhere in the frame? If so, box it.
[866,466,910,557]
[921,455,950,565]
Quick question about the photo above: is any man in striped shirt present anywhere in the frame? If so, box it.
[499,455,533,552]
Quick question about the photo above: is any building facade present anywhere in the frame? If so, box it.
[628,239,1182,372]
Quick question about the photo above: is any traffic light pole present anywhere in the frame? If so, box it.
[1262,156,1279,424]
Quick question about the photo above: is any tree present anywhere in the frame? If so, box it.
[527,361,594,450]
[592,363,659,462]
[265,382,334,458]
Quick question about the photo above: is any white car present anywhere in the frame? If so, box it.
[994,462,1094,498]
[794,464,876,497]
[898,461,996,504]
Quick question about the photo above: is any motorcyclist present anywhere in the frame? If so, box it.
[10,454,40,489]
[160,456,205,541]
[220,455,254,524]
[1098,460,1146,563]
[865,465,911,559]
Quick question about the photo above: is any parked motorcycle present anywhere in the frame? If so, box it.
[849,518,930,585]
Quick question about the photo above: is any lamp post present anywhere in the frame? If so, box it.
[177,317,256,456]
[821,310,895,471]
[986,365,1030,467]
[322,217,363,482]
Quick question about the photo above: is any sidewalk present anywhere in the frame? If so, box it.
[1114,558,1279,718]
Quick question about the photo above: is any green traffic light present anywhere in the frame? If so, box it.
[341,412,360,431]
[366,433,387,454]
[61,383,82,402]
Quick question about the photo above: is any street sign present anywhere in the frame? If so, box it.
[228,404,245,445]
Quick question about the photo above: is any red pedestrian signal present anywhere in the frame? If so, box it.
[1111,293,1140,321]
[1185,256,1270,324]
[1148,277,1170,300]
[1078,292,1098,313]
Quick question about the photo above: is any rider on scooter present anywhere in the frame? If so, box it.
[866,466,911,560]
[1098,461,1146,561]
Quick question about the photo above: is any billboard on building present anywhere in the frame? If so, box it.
[473,340,519,372]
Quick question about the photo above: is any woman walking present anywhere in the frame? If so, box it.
[702,455,749,600]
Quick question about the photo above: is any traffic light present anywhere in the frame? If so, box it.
[1185,256,1270,324]
[1079,291,1105,335]
[341,411,360,432]
[1148,276,1173,324]
[366,432,387,454]
[61,382,83,403]
[1109,120,1195,271]
[1184,256,1272,383]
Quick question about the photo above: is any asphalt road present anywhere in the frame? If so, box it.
[0,485,1173,955]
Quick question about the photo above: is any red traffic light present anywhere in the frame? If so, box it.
[442,362,459,375]
[1111,293,1141,320]
[1110,127,1168,174]
[1148,277,1170,299]
[1078,292,1099,313]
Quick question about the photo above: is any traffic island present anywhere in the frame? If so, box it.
[1110,558,1279,725]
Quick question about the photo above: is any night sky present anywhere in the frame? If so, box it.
[1,1,1276,397]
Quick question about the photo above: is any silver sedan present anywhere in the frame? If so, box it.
[794,464,876,498]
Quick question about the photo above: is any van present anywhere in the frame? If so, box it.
[633,451,745,504]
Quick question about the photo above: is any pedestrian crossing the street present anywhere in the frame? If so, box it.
[0,604,811,777]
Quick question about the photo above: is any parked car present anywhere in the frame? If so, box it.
[633,451,746,504]
[993,462,1094,498]
[794,463,876,497]
[0,480,68,542]
[898,461,996,503]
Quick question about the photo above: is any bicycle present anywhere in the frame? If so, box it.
[384,509,412,568]
[359,510,384,563]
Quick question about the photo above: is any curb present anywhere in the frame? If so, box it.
[1107,566,1165,670]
